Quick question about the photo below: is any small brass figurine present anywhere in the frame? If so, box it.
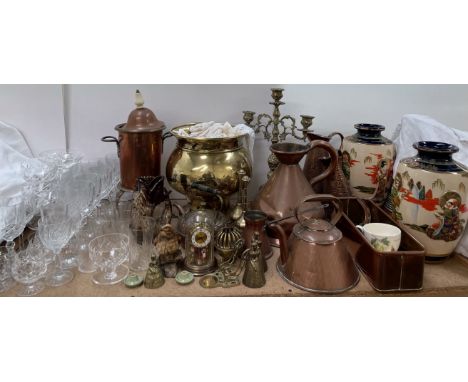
[155,223,183,278]
[242,232,266,288]
[144,254,165,289]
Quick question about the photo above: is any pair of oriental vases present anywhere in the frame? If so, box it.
[254,123,468,261]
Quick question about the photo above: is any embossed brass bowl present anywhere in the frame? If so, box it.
[166,123,252,209]
[199,274,220,288]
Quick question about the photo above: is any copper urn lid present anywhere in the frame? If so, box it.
[116,90,165,133]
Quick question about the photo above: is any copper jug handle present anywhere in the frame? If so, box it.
[267,223,289,265]
[295,194,343,227]
[327,132,345,151]
[307,140,338,188]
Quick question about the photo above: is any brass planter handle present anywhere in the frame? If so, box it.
[307,140,338,188]
[294,194,343,228]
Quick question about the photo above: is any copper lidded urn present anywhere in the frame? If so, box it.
[269,195,359,294]
[102,90,166,191]
[253,141,337,242]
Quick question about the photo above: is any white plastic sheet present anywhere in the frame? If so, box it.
[391,114,468,257]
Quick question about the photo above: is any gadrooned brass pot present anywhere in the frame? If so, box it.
[166,124,252,209]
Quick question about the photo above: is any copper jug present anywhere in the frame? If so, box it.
[269,195,360,294]
[303,132,349,196]
[253,141,337,242]
[102,90,166,191]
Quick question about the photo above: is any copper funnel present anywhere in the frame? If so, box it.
[269,195,360,294]
[253,141,337,244]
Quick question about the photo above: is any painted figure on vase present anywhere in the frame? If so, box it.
[389,173,403,221]
[342,149,359,180]
[391,173,467,242]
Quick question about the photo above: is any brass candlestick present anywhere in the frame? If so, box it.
[242,88,315,178]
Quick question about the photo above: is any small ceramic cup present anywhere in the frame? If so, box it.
[356,223,401,252]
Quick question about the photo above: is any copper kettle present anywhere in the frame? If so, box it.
[269,195,360,294]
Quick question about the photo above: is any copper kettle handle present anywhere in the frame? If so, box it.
[294,194,343,227]
[307,140,338,187]
[327,132,345,151]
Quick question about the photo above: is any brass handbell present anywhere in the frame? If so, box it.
[144,254,165,289]
[242,232,266,288]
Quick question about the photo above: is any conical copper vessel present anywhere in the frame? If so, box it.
[253,141,337,242]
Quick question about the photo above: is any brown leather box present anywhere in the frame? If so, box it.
[338,198,426,292]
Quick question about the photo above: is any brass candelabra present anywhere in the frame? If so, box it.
[242,88,315,178]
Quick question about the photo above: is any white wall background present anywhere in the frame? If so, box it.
[2,84,468,193]
[0,84,65,154]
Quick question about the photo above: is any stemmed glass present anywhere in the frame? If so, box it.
[38,203,75,287]
[11,243,47,296]
[76,224,98,274]
[0,246,15,293]
[0,197,27,292]
[88,233,130,285]
[129,216,157,272]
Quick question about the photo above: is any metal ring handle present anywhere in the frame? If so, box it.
[294,194,343,227]
[101,135,120,146]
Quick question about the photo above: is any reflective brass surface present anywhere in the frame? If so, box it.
[166,124,252,209]
[199,274,220,288]
[215,223,244,261]
[242,232,266,288]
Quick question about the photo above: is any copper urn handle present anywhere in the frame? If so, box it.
[101,135,122,157]
[307,140,338,187]
[294,194,343,227]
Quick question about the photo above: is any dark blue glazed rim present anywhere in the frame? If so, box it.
[354,123,385,132]
[413,141,459,154]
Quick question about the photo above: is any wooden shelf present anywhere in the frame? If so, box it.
[3,249,468,297]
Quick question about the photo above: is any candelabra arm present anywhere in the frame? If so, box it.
[280,115,300,140]
[257,113,273,140]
